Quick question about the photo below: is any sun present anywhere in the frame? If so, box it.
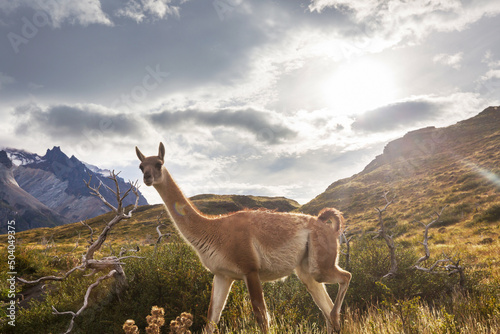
[321,58,397,115]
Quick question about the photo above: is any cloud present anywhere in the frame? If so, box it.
[352,101,440,132]
[115,0,180,22]
[0,0,113,27]
[476,51,500,98]
[481,69,500,80]
[149,108,297,144]
[433,52,464,69]
[0,1,270,107]
[308,0,500,50]
[482,50,500,68]
[13,103,144,141]
[351,93,487,133]
[195,143,380,204]
[477,69,500,97]
[0,0,185,27]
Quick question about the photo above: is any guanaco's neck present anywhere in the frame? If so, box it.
[153,167,208,239]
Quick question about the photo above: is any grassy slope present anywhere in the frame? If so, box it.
[300,106,500,282]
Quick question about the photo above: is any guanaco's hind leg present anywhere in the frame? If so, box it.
[297,264,351,333]
[330,268,351,332]
[296,266,336,333]
[244,271,269,333]
[205,275,234,334]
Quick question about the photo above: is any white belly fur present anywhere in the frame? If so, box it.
[253,228,309,282]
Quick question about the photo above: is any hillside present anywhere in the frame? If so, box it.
[190,194,300,214]
[300,106,500,243]
[3,194,300,245]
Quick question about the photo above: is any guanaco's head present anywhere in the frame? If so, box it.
[135,142,165,186]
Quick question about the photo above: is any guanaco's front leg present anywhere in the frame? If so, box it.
[205,275,234,333]
[244,271,269,333]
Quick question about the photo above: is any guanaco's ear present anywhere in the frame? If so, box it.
[135,146,146,162]
[158,142,165,162]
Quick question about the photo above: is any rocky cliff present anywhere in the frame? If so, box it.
[2,146,148,230]
[0,151,67,233]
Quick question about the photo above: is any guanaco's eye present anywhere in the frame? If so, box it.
[155,163,162,170]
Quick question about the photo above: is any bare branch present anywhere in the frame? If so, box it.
[19,169,144,333]
[124,180,140,218]
[413,206,448,265]
[375,191,396,214]
[80,220,95,244]
[98,178,117,197]
[374,191,397,279]
[119,245,140,257]
[85,215,121,261]
[84,172,117,213]
[412,207,465,287]
[154,212,171,255]
[52,270,118,334]
[120,179,136,203]
[17,264,85,284]
[108,170,122,211]
[340,227,353,271]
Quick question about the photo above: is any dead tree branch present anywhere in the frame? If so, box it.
[375,191,397,279]
[340,227,353,271]
[154,212,171,256]
[412,206,465,287]
[17,265,86,284]
[119,245,140,257]
[413,205,448,265]
[18,170,143,333]
[52,270,118,334]
[81,220,95,244]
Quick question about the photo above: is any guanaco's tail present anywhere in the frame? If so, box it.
[309,208,345,282]
[317,208,344,232]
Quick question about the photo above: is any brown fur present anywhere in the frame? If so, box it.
[318,208,345,232]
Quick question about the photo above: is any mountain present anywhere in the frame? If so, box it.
[300,106,500,232]
[2,146,148,230]
[0,151,67,233]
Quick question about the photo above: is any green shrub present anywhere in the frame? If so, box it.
[344,236,454,309]
[475,204,500,223]
[459,179,482,191]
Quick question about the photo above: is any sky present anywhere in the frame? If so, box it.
[1,0,500,205]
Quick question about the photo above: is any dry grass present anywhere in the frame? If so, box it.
[214,292,500,334]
